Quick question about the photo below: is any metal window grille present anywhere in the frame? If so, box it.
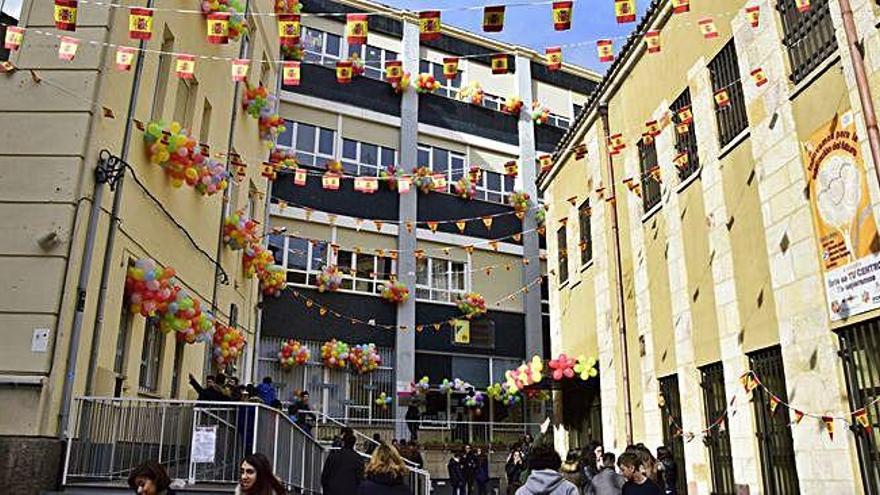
[638,138,662,213]
[708,41,749,148]
[700,362,736,495]
[138,317,164,393]
[748,346,801,494]
[776,0,838,84]
[578,200,592,265]
[837,320,880,494]
[557,225,569,283]
[659,375,688,492]
[670,89,700,181]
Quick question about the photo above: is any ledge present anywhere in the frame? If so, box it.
[717,130,750,161]
[675,166,702,194]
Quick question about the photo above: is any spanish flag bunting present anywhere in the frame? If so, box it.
[354,176,378,193]
[854,408,872,433]
[397,177,412,194]
[641,132,654,145]
[795,0,811,12]
[491,54,509,74]
[671,0,689,14]
[4,26,23,51]
[58,36,79,61]
[643,30,661,53]
[714,88,730,108]
[822,416,834,440]
[574,143,588,159]
[677,105,693,124]
[282,61,301,86]
[539,154,553,172]
[322,172,341,190]
[740,372,758,393]
[649,166,661,182]
[483,5,505,32]
[54,0,78,32]
[552,1,573,31]
[293,168,307,186]
[319,307,328,316]
[515,211,525,220]
[427,221,439,233]
[645,120,660,136]
[432,174,447,191]
[206,12,230,44]
[482,216,493,229]
[615,0,636,23]
[346,13,368,45]
[442,57,459,79]
[768,395,780,414]
[419,11,441,41]
[609,133,625,150]
[504,161,518,176]
[231,58,249,82]
[751,67,768,87]
[261,162,277,180]
[336,61,353,83]
[175,54,195,79]
[385,60,403,83]
[115,46,135,71]
[699,18,719,39]
[489,240,499,251]
[745,6,760,28]
[278,14,301,47]
[597,39,614,63]
[674,152,689,169]
[537,46,561,73]
[513,233,522,242]
[129,7,154,40]
[456,220,467,233]
[676,122,689,135]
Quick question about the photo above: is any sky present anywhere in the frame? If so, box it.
[1,0,648,72]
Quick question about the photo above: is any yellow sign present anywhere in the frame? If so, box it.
[453,320,470,344]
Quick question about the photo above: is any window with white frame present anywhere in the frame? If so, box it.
[416,257,468,303]
[417,144,466,193]
[547,113,571,129]
[277,121,336,169]
[419,60,461,99]
[348,44,397,80]
[301,27,342,65]
[139,318,163,393]
[269,235,328,286]
[341,138,396,176]
[336,250,396,294]
[481,92,505,111]
[475,169,515,204]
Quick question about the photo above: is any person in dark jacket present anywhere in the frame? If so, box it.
[356,443,413,495]
[463,444,478,494]
[448,451,466,495]
[655,447,677,495]
[288,390,314,435]
[255,377,277,405]
[321,433,365,495]
[405,401,421,440]
[188,374,227,401]
[588,453,625,495]
[505,442,525,494]
[365,433,381,455]
[475,449,490,495]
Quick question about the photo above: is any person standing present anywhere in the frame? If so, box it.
[357,443,413,495]
[588,453,625,495]
[236,453,287,495]
[617,453,661,495]
[559,450,585,493]
[288,390,314,436]
[321,433,365,495]
[127,460,176,495]
[405,401,421,441]
[448,450,466,495]
[655,447,677,495]
[463,444,478,494]
[255,377,277,405]
[475,448,490,495]
[505,442,525,495]
[515,444,579,495]
[365,433,382,455]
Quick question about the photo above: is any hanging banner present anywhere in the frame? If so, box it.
[751,67,768,87]
[804,112,880,321]
[115,46,135,71]
[699,18,719,39]
[552,1,573,31]
[207,12,230,44]
[545,46,562,71]
[4,26,24,51]
[58,36,79,61]
[175,54,196,79]
[419,11,441,41]
[677,105,693,124]
[231,58,249,82]
[442,57,459,79]
[745,6,760,28]
[54,0,78,32]
[293,168,307,186]
[282,61,301,85]
[539,154,553,172]
[278,14,301,47]
[491,54,509,74]
[714,88,730,108]
[346,13,368,45]
[671,0,689,14]
[615,0,636,23]
[597,39,614,63]
[336,61,353,83]
[385,60,402,83]
[483,5,505,32]
[129,7,154,40]
[645,30,661,53]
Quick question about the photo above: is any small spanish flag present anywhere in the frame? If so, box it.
[346,13,368,45]
[552,1,573,31]
[574,143,587,159]
[354,177,379,193]
[443,57,459,79]
[385,60,403,83]
[397,177,412,194]
[336,60,353,83]
[545,46,562,71]
[615,0,636,23]
[793,409,805,424]
[283,61,301,85]
[58,36,79,61]
[504,161,518,176]
[822,416,834,440]
[676,122,689,135]
[645,120,660,136]
[539,154,553,172]
[419,11,441,41]
[54,0,78,32]
[294,168,307,186]
[129,7,153,40]
[491,54,509,74]
[261,162,278,180]
[432,174,447,191]
[4,26,24,51]
[483,6,505,32]
[699,18,719,39]
[677,105,693,124]
[207,12,230,44]
[597,39,614,63]
[645,30,660,53]
[795,0,811,12]
[673,152,688,169]
[175,54,195,79]
[115,46,135,71]
[854,408,872,433]
[714,88,730,108]
[745,6,760,28]
[751,67,768,87]
[322,172,341,190]
[231,58,249,82]
[278,14,301,47]
[671,0,689,14]
[768,395,780,414]
[609,133,625,150]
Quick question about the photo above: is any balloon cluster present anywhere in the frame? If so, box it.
[243,244,273,277]
[502,97,524,115]
[269,147,298,172]
[143,121,197,187]
[574,355,598,381]
[439,378,471,395]
[162,289,215,344]
[380,165,405,190]
[531,102,550,125]
[273,0,300,14]
[504,356,544,393]
[535,207,547,227]
[278,339,310,368]
[223,211,260,250]
[549,353,577,381]
[463,391,485,409]
[195,158,229,196]
[509,190,532,215]
[321,339,350,369]
[456,292,487,319]
[258,264,286,297]
[325,160,344,174]
[411,166,435,194]
[213,323,245,366]
[454,176,476,200]
[375,391,392,409]
[200,0,246,41]
[409,376,430,396]
[381,280,410,304]
[457,82,484,106]
[317,265,342,292]
[487,382,522,407]
[242,84,273,119]
[390,72,411,94]
[349,53,365,77]
[125,259,175,317]
[349,343,382,374]
[259,113,286,145]
[415,73,441,94]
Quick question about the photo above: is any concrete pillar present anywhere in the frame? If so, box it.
[395,17,419,439]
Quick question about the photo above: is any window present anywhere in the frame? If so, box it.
[170,341,184,398]
[708,41,748,148]
[578,200,592,265]
[556,225,568,284]
[151,27,175,121]
[342,138,396,176]
[271,235,328,286]
[173,77,198,130]
[277,121,336,169]
[547,113,571,129]
[198,98,212,145]
[415,257,467,302]
[540,275,550,316]
[670,89,700,181]
[302,27,342,65]
[451,356,490,389]
[419,60,461,98]
[638,137,662,213]
[777,0,837,84]
[349,44,397,80]
[114,301,132,376]
[481,92,505,111]
[700,362,736,495]
[336,249,396,295]
[659,375,688,494]
[139,318,164,393]
[474,169,515,204]
[417,144,466,194]
[572,103,583,119]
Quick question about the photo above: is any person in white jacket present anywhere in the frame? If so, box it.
[516,444,580,495]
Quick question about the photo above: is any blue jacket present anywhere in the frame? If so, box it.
[256,382,277,405]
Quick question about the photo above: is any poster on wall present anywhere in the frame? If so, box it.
[804,111,880,321]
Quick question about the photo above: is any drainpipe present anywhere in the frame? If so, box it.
[597,101,634,445]
[837,0,880,180]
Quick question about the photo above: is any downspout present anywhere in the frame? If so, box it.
[597,101,634,445]
[837,0,880,178]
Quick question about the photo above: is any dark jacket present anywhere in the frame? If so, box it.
[475,457,490,484]
[189,377,227,401]
[321,447,364,495]
[356,473,412,495]
[448,457,465,487]
[588,468,626,495]
[463,452,478,480]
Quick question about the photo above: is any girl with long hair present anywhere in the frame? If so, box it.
[356,443,413,495]
[236,453,287,495]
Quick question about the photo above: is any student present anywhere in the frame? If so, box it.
[617,453,661,495]
[588,453,626,495]
[448,450,466,495]
[321,433,365,495]
[515,444,579,495]
[357,443,413,495]
[236,453,287,495]
[127,460,175,495]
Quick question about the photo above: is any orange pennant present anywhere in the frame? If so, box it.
[427,221,439,233]
[456,220,467,233]
[822,416,834,440]
[482,216,494,229]
[374,220,384,231]
[489,240,499,251]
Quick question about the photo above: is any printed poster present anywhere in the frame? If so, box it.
[804,111,880,321]
[191,426,217,463]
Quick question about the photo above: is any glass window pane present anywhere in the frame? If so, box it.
[487,192,502,203]
[318,128,335,155]
[295,124,316,152]
[366,46,381,68]
[416,287,430,299]
[360,164,379,177]
[416,258,428,286]
[432,148,449,174]
[342,139,358,159]
[361,143,378,165]
[486,171,501,191]
[302,29,322,53]
[431,259,447,290]
[449,75,461,88]
[287,271,306,284]
[365,66,382,79]
[278,121,294,147]
[419,60,429,74]
[342,161,358,175]
[386,51,397,61]
[432,63,444,82]
[451,156,465,181]
[451,262,465,291]
[337,251,354,270]
[287,238,308,270]
[381,148,395,167]
[452,357,489,388]
[356,255,373,278]
[303,51,321,63]
[325,34,341,57]
[376,258,393,280]
[348,44,362,58]
[504,175,515,194]
[311,242,327,270]
[295,152,314,167]
[418,148,430,167]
